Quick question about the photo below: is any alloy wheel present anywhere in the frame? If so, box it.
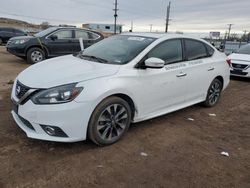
[97,104,128,141]
[208,81,221,105]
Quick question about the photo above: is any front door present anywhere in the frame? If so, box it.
[45,29,75,56]
[135,39,188,116]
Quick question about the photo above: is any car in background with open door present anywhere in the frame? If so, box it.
[6,27,104,64]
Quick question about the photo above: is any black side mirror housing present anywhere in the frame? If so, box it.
[50,35,58,40]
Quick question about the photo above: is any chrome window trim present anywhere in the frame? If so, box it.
[45,28,101,41]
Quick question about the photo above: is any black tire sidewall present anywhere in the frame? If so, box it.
[204,79,223,107]
[27,47,45,64]
[88,97,131,146]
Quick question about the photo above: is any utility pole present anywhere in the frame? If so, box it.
[243,30,248,41]
[227,24,233,40]
[149,24,153,32]
[130,21,133,32]
[113,0,118,34]
[165,1,171,33]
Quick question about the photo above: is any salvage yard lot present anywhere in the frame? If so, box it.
[0,46,249,188]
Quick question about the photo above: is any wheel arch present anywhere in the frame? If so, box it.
[92,92,137,121]
[25,45,49,58]
[214,75,224,88]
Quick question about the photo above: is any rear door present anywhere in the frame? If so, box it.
[183,39,216,102]
[45,29,75,56]
[72,30,100,51]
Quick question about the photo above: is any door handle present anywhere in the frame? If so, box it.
[176,72,187,77]
[207,67,215,71]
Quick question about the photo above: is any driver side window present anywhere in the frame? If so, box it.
[148,39,183,64]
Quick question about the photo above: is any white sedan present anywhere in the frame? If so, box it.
[11,33,230,146]
[228,44,250,78]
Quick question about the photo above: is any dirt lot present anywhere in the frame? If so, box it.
[0,46,249,188]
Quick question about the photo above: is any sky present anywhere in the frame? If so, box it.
[0,0,250,35]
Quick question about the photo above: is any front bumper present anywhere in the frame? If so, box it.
[230,68,250,78]
[11,87,94,142]
[6,44,26,57]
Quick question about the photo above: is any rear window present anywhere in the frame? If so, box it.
[185,39,208,60]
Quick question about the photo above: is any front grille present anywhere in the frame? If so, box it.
[232,63,248,70]
[15,81,30,99]
[18,115,35,131]
[230,70,248,76]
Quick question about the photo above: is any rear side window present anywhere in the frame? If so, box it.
[88,32,100,40]
[185,39,207,60]
[148,39,183,64]
[75,30,89,40]
[206,44,215,56]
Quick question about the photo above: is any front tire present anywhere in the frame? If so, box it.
[88,97,131,146]
[203,78,223,107]
[27,47,45,64]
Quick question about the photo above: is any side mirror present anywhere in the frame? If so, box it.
[145,57,165,69]
[49,35,58,40]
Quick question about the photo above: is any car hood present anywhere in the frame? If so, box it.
[229,53,250,64]
[9,35,34,40]
[17,55,120,88]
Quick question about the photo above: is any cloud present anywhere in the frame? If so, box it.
[0,0,249,33]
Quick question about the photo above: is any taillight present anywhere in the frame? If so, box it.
[226,58,232,67]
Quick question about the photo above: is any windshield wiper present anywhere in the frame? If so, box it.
[78,54,108,63]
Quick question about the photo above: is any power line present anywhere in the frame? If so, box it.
[0,10,78,23]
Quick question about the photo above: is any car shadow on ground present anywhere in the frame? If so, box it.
[230,76,250,82]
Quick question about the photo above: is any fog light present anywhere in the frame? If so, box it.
[40,124,68,137]
[44,126,56,136]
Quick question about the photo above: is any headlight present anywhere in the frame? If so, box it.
[13,38,30,44]
[31,83,83,104]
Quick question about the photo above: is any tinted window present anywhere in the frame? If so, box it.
[237,44,250,55]
[206,44,215,56]
[14,29,24,34]
[148,39,183,64]
[88,32,100,40]
[2,28,12,32]
[185,39,207,60]
[75,30,89,40]
[53,30,72,39]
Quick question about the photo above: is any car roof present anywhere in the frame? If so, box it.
[121,32,203,41]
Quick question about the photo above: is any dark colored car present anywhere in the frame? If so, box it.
[0,27,27,45]
[6,27,104,64]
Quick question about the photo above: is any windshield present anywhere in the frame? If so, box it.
[237,44,250,55]
[34,27,58,37]
[80,35,156,64]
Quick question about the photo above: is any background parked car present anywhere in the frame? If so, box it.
[0,27,27,45]
[6,27,104,64]
[228,44,250,78]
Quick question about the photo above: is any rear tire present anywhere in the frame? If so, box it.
[27,47,45,64]
[0,38,3,45]
[88,96,131,146]
[203,78,223,107]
